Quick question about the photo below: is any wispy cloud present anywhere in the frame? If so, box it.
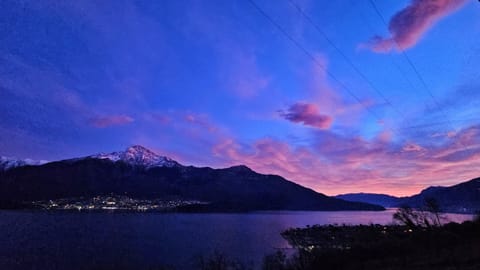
[298,53,372,126]
[221,49,271,98]
[148,111,220,134]
[89,115,134,128]
[185,113,218,132]
[402,142,424,152]
[212,137,315,178]
[366,0,467,52]
[279,102,333,129]
[182,2,270,98]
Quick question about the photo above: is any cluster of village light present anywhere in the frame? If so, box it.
[32,196,208,211]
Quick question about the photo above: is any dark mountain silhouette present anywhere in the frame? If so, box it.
[0,146,384,212]
[335,177,480,213]
[335,193,403,208]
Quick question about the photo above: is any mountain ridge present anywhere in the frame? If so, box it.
[334,178,480,213]
[0,145,384,212]
[335,193,404,208]
[0,156,48,171]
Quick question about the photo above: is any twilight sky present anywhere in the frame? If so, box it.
[1,0,479,196]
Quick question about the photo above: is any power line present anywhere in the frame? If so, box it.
[247,0,384,123]
[350,0,437,126]
[247,0,473,145]
[246,0,475,183]
[348,0,423,107]
[367,0,470,140]
[367,0,452,119]
[287,0,407,120]
[399,117,480,130]
[367,0,474,181]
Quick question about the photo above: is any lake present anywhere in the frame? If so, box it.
[0,210,473,269]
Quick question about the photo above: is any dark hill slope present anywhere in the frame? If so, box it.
[0,159,384,212]
[335,193,403,208]
[335,178,480,213]
[401,178,480,213]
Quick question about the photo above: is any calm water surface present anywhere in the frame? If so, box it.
[0,210,473,269]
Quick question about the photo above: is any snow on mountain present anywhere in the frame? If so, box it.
[1,146,179,171]
[90,145,180,168]
[0,156,47,171]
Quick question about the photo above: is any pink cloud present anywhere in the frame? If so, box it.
[211,135,402,195]
[209,124,480,197]
[279,102,333,129]
[367,0,467,52]
[149,113,171,125]
[300,53,372,126]
[137,110,230,167]
[89,115,134,128]
[436,147,480,163]
[304,54,341,113]
[402,142,424,152]
[184,113,218,132]
[212,137,317,179]
[137,111,480,197]
[147,111,218,134]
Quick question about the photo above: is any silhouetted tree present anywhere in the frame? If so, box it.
[424,197,442,226]
[393,205,419,228]
[394,199,444,228]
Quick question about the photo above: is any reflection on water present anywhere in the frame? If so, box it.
[0,210,472,269]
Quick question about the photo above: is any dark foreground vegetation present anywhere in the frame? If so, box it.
[265,203,480,270]
[270,220,480,270]
[197,210,480,270]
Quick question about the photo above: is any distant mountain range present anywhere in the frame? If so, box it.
[0,145,383,212]
[0,156,47,171]
[335,178,480,214]
[335,193,403,208]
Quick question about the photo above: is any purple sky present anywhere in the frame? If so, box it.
[1,0,479,196]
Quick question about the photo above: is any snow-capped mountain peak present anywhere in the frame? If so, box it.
[0,156,47,171]
[91,145,180,168]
